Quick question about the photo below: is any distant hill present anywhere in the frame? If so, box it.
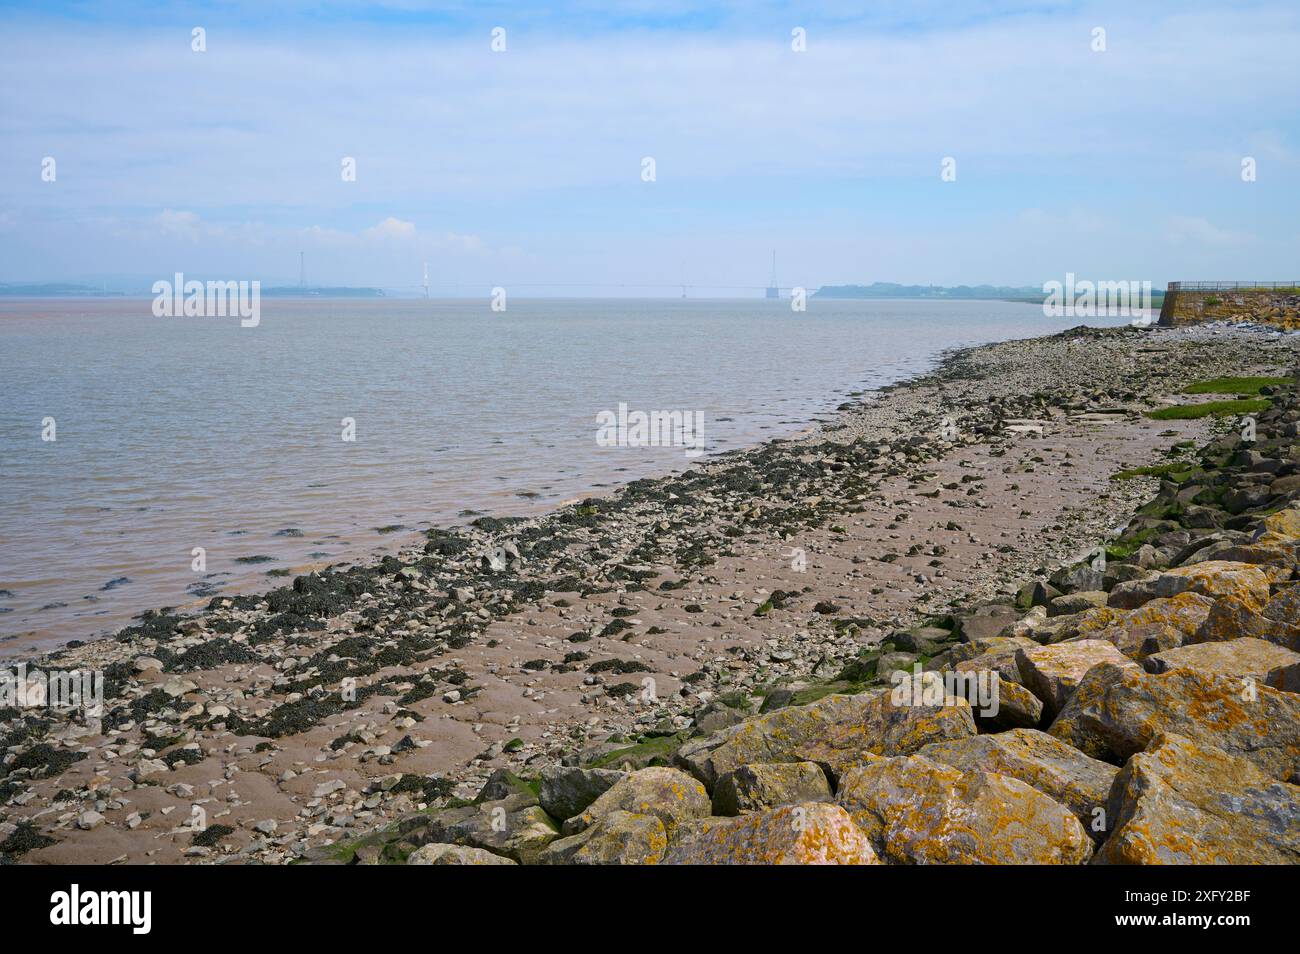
[260,286,385,298]
[814,282,1044,300]
[0,282,386,298]
[0,282,121,296]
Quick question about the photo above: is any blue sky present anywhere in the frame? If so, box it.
[1,1,1297,293]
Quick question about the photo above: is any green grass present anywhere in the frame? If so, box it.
[585,733,685,770]
[1111,462,1197,481]
[1181,376,1289,396]
[1145,398,1270,421]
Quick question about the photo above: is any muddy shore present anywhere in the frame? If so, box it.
[2,320,1296,864]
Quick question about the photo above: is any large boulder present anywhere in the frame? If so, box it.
[1252,505,1300,545]
[407,844,518,865]
[974,677,1043,730]
[711,762,832,816]
[416,792,560,864]
[1015,640,1138,717]
[1186,542,1297,567]
[538,811,668,865]
[1081,593,1215,660]
[951,639,1036,683]
[1263,584,1300,627]
[1048,591,1109,617]
[673,683,975,789]
[1048,663,1300,782]
[663,803,880,865]
[1191,594,1299,649]
[563,767,709,836]
[1107,562,1271,612]
[538,765,626,822]
[919,729,1118,841]
[1267,660,1300,693]
[953,604,1022,641]
[1146,637,1300,681]
[940,660,1041,730]
[945,636,1037,673]
[1097,733,1300,864]
[835,755,1093,864]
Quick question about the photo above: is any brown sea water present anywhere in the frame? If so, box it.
[0,296,1134,654]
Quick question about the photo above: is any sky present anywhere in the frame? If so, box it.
[1,0,1297,294]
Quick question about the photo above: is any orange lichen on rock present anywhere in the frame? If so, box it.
[835,754,1093,864]
[1096,732,1300,864]
[664,803,880,865]
[1048,663,1300,782]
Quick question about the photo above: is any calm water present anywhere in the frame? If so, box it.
[0,297,1133,653]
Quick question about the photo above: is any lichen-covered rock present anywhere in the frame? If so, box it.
[1016,640,1138,716]
[1107,562,1271,612]
[1191,594,1299,650]
[975,676,1043,730]
[1187,543,1297,568]
[1263,584,1300,628]
[835,755,1093,864]
[673,685,975,789]
[1146,637,1300,681]
[538,810,667,865]
[1048,663,1300,782]
[1082,592,1216,660]
[946,639,1034,675]
[952,640,1034,683]
[1048,591,1109,617]
[919,729,1118,841]
[563,767,709,835]
[1267,660,1300,693]
[1096,733,1300,864]
[1252,505,1300,546]
[711,761,832,815]
[1053,605,1125,641]
[407,844,518,865]
[943,664,1041,729]
[663,803,880,865]
[538,765,626,822]
[417,792,560,864]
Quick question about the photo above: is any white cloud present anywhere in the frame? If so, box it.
[361,216,416,241]
[153,209,203,241]
[1165,216,1253,247]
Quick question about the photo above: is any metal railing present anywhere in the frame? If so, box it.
[1168,281,1300,292]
